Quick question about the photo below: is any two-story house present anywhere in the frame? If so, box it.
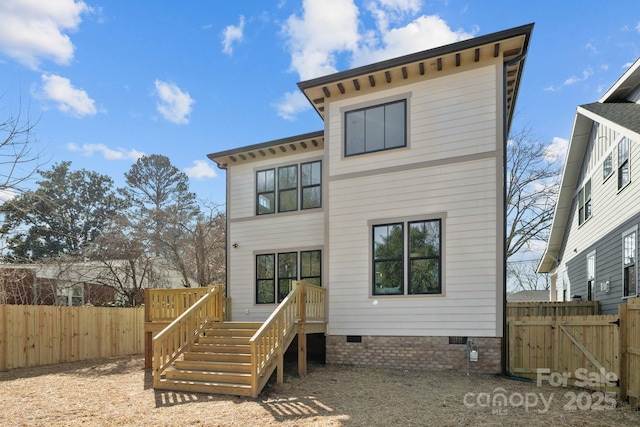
[538,58,640,314]
[208,24,534,374]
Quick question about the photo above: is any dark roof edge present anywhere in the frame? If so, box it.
[207,130,324,161]
[297,23,535,90]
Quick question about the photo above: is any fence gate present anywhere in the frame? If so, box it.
[623,298,640,407]
[508,314,621,395]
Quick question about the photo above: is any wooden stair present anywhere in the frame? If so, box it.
[155,322,262,396]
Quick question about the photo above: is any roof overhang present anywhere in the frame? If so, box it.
[207,130,324,169]
[599,57,640,103]
[298,23,534,130]
[538,111,592,273]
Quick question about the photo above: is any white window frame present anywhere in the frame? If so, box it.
[587,250,595,301]
[578,179,592,225]
[617,136,630,191]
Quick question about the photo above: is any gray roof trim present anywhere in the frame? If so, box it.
[599,57,640,103]
[297,23,534,90]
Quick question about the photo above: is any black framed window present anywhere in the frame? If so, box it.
[408,220,442,294]
[623,230,637,298]
[256,254,275,304]
[301,250,322,286]
[345,99,406,157]
[278,165,298,212]
[618,137,630,190]
[301,161,321,209]
[256,169,275,215]
[256,250,322,304]
[373,223,404,295]
[578,179,591,225]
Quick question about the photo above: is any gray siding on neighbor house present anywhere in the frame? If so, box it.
[567,211,640,314]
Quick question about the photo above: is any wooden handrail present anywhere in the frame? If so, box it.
[248,280,326,397]
[152,285,223,387]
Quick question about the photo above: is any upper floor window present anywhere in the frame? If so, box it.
[373,218,442,296]
[578,179,591,225]
[618,137,630,190]
[623,228,637,298]
[345,99,406,157]
[603,152,613,181]
[256,161,321,215]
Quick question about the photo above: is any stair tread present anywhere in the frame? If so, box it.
[159,379,251,388]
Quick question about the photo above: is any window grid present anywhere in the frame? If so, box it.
[345,99,407,157]
[278,165,298,213]
[618,137,630,190]
[256,169,275,215]
[256,250,322,304]
[301,161,322,210]
[578,179,592,225]
[256,161,321,215]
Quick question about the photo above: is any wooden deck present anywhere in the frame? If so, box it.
[144,281,326,397]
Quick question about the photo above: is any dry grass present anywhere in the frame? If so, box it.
[1,355,638,426]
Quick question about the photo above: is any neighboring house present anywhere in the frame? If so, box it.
[538,58,640,314]
[507,290,550,302]
[0,258,196,306]
[208,24,533,374]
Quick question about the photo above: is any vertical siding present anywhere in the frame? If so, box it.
[326,63,503,337]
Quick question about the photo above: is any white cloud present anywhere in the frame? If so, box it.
[40,73,97,117]
[222,15,245,55]
[564,68,593,86]
[0,0,90,69]
[278,0,475,119]
[184,160,217,180]
[352,14,476,66]
[0,188,17,204]
[543,137,569,163]
[282,0,360,80]
[67,142,144,161]
[153,80,195,125]
[636,22,640,32]
[273,91,312,120]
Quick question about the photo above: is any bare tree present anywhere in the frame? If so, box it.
[506,126,561,259]
[188,202,226,288]
[507,260,550,293]
[0,96,46,196]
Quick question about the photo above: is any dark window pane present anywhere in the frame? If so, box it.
[374,261,403,294]
[409,259,440,294]
[279,279,292,302]
[385,101,406,148]
[278,252,297,302]
[301,250,321,286]
[409,221,440,257]
[256,254,275,304]
[302,186,321,209]
[279,189,297,212]
[374,224,403,260]
[345,110,365,155]
[258,193,275,214]
[257,169,274,192]
[301,161,321,186]
[257,280,275,304]
[365,105,384,152]
[278,165,297,189]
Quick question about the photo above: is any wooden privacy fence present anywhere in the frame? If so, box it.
[507,301,598,317]
[508,298,640,407]
[0,304,144,370]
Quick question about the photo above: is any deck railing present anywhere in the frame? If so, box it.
[152,285,223,387]
[145,287,231,323]
[249,280,325,397]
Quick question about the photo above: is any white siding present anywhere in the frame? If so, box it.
[559,121,640,272]
[226,150,325,321]
[326,62,503,337]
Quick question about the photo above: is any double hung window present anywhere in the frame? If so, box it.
[373,219,442,296]
[623,229,637,298]
[256,161,321,215]
[618,137,630,190]
[578,179,591,225]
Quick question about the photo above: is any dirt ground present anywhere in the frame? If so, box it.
[0,355,638,427]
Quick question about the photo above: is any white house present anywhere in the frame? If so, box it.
[538,58,640,314]
[208,24,534,374]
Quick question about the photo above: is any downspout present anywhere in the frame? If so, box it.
[501,51,529,376]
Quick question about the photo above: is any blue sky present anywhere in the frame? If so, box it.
[1,0,639,209]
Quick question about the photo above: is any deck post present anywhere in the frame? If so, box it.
[298,322,307,376]
[619,303,628,401]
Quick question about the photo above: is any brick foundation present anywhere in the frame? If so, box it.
[326,335,501,374]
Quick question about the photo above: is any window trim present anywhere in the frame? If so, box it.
[617,136,630,191]
[603,152,613,182]
[622,226,637,299]
[369,215,445,297]
[578,179,592,226]
[586,250,595,301]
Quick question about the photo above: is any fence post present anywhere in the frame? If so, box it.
[619,303,628,402]
[144,288,152,369]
